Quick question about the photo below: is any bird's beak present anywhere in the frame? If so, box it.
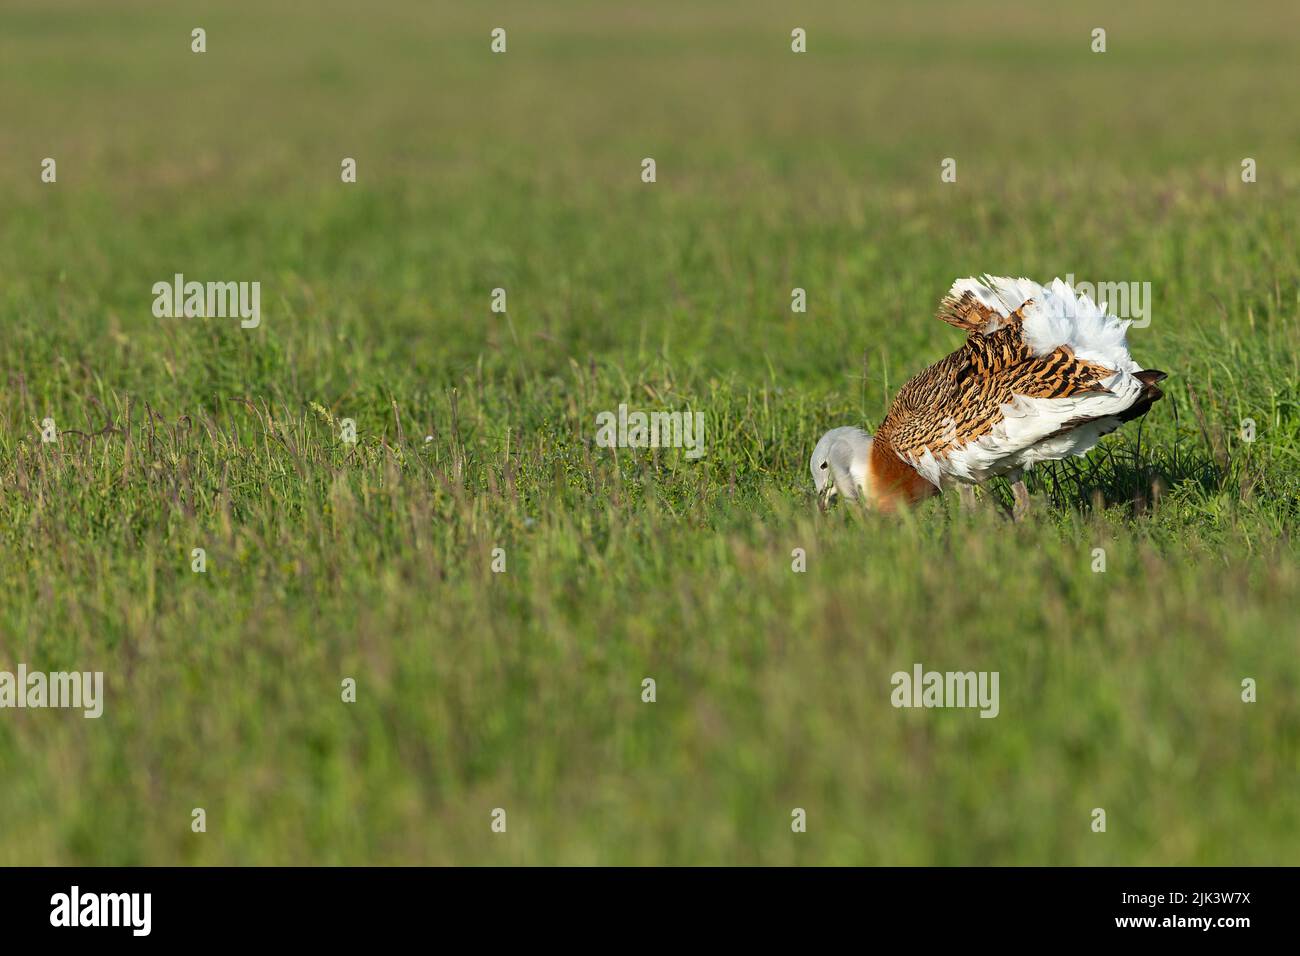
[818,483,837,512]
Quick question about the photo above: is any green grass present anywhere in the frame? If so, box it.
[0,0,1297,865]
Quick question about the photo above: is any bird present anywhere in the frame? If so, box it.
[811,276,1166,516]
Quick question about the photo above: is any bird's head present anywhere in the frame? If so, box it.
[810,427,874,511]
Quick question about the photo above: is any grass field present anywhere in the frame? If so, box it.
[1,0,1298,865]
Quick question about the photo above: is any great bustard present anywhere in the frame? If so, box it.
[811,276,1166,515]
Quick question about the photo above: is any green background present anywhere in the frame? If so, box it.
[0,1,1296,864]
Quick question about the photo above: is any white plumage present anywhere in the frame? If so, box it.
[933,277,1149,485]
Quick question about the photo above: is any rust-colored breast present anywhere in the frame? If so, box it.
[868,435,938,512]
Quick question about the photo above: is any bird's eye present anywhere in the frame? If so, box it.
[820,461,828,470]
